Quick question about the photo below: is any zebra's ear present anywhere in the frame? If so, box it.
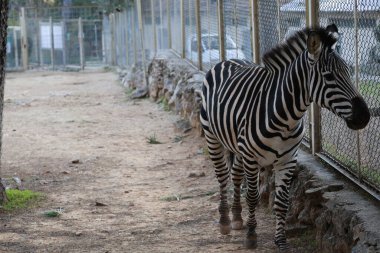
[326,24,339,50]
[307,31,322,60]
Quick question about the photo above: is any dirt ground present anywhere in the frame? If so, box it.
[0,70,312,253]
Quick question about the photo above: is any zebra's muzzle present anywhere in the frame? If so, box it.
[346,97,370,130]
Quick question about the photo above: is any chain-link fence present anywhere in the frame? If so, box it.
[6,1,380,199]
[6,6,104,71]
[102,0,380,199]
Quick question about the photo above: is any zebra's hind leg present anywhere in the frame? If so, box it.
[243,158,261,249]
[273,161,296,252]
[231,154,244,230]
[204,134,231,235]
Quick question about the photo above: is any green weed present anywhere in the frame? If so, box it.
[2,189,42,211]
[147,134,162,144]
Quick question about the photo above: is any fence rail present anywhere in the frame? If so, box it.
[7,1,380,200]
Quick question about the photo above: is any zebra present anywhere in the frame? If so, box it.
[200,24,370,252]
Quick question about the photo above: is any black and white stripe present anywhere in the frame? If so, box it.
[201,24,370,252]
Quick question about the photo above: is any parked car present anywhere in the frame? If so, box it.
[187,33,246,65]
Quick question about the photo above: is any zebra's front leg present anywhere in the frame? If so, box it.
[231,154,244,230]
[205,136,231,235]
[243,159,261,249]
[273,161,296,252]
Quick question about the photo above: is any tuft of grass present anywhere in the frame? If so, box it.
[43,208,64,218]
[125,87,135,96]
[158,97,170,111]
[147,134,162,144]
[2,189,42,211]
[103,66,114,72]
[172,135,185,143]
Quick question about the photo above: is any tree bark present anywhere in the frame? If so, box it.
[0,0,9,204]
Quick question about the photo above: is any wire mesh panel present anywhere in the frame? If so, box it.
[200,0,220,71]
[357,2,380,190]
[319,1,380,192]
[184,0,198,66]
[257,0,280,57]
[223,0,251,62]
[6,6,104,70]
[278,0,309,143]
[6,9,22,70]
[156,0,169,50]
[170,0,182,55]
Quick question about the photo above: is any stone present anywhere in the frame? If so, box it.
[131,86,148,99]
[174,119,192,133]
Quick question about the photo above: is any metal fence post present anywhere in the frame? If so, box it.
[217,0,225,61]
[78,17,85,70]
[195,0,202,70]
[307,0,322,155]
[49,17,55,70]
[180,0,185,58]
[353,0,363,180]
[20,7,29,70]
[250,0,260,64]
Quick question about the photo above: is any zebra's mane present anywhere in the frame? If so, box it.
[261,27,336,68]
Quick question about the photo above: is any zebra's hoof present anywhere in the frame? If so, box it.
[231,220,244,230]
[276,243,292,253]
[244,229,257,249]
[219,224,232,235]
[276,247,292,253]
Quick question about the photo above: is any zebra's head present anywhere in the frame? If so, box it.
[307,24,370,130]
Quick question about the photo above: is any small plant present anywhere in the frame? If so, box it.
[125,87,135,96]
[43,208,64,218]
[147,134,162,144]
[2,189,42,211]
[172,135,185,143]
[158,97,170,112]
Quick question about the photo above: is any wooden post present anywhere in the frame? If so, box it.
[137,0,148,87]
[110,14,116,66]
[167,0,172,49]
[49,17,55,70]
[20,7,29,70]
[307,0,321,155]
[78,17,85,70]
[124,11,129,66]
[0,0,10,203]
[180,0,185,58]
[195,0,202,70]
[217,0,225,61]
[353,0,362,179]
[151,0,157,54]
[250,0,260,64]
[61,20,67,67]
[13,29,19,68]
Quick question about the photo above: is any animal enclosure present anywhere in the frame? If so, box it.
[6,1,380,199]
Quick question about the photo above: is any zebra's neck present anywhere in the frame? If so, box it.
[262,30,308,72]
[263,53,311,134]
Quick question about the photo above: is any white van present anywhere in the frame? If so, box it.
[187,33,246,65]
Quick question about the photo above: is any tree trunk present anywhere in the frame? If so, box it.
[0,0,9,204]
